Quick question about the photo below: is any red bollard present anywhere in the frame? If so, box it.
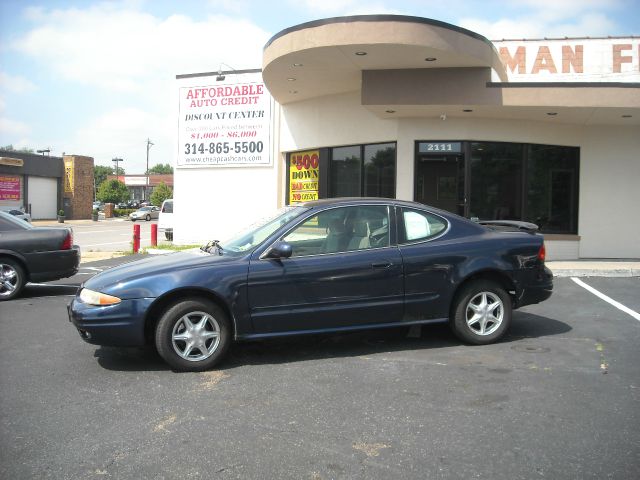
[133,223,140,253]
[151,223,158,247]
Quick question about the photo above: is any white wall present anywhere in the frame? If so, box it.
[173,164,279,244]
[277,93,639,258]
[578,126,640,258]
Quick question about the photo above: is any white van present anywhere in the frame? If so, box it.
[158,199,173,240]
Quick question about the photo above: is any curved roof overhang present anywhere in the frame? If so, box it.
[263,15,639,126]
[263,15,507,105]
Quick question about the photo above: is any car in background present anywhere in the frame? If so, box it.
[158,199,173,240]
[129,206,159,221]
[68,198,553,372]
[0,207,31,223]
[0,211,80,300]
[92,201,103,211]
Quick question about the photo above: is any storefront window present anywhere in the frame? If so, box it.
[330,146,361,197]
[526,145,579,234]
[416,140,579,234]
[364,143,395,198]
[330,143,396,198]
[470,142,523,220]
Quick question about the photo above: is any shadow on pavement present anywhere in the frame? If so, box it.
[93,312,571,372]
[20,283,80,298]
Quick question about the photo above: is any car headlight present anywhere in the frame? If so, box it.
[79,288,122,306]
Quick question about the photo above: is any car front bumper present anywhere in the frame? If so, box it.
[68,296,154,347]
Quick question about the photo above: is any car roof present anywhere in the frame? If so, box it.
[300,197,451,214]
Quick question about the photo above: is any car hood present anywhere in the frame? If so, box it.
[83,249,243,296]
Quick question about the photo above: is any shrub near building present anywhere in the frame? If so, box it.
[150,182,173,207]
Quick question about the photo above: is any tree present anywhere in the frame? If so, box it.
[146,163,173,174]
[94,165,114,192]
[96,179,129,204]
[1,144,35,153]
[150,182,173,207]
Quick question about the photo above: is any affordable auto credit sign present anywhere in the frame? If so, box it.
[177,72,271,167]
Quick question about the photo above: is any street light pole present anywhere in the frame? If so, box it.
[146,138,154,201]
[112,157,123,179]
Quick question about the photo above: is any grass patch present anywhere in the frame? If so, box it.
[144,243,201,252]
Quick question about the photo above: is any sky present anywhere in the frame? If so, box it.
[1,0,638,173]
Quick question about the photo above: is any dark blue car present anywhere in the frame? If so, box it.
[68,198,552,371]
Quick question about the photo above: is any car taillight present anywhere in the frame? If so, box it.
[538,243,546,262]
[61,230,73,250]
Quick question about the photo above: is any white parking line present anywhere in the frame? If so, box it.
[571,277,640,322]
[74,230,119,234]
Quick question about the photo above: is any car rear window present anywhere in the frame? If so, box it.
[0,212,31,231]
[399,208,447,243]
[162,201,173,213]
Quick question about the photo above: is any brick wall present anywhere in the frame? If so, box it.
[63,155,94,219]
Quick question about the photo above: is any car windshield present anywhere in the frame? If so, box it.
[218,206,308,253]
[139,207,151,211]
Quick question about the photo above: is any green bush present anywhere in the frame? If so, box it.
[150,182,173,208]
[96,179,129,204]
[113,208,136,217]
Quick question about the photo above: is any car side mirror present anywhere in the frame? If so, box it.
[266,241,293,259]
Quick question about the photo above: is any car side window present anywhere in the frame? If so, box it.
[283,205,390,257]
[399,208,447,243]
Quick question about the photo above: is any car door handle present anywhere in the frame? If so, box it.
[371,261,392,269]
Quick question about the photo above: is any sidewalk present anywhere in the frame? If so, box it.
[546,260,640,278]
[31,217,127,227]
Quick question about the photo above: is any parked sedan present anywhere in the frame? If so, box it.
[0,211,80,300]
[129,206,159,221]
[0,207,31,223]
[69,198,553,371]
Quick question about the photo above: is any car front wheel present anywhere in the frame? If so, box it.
[145,214,151,221]
[0,258,26,301]
[155,298,232,371]
[450,280,511,345]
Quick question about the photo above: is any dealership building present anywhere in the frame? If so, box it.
[174,15,639,259]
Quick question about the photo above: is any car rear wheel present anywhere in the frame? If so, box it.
[165,232,173,241]
[450,280,511,345]
[155,298,232,371]
[0,258,26,301]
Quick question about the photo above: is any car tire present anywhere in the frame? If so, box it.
[145,214,151,221]
[450,280,511,345]
[155,298,232,371]
[165,232,173,241]
[0,257,26,301]
[131,218,136,222]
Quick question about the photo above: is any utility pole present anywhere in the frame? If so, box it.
[146,138,154,201]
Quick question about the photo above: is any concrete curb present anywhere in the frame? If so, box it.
[547,262,640,278]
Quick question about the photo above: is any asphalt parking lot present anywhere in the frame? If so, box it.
[0,257,638,479]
